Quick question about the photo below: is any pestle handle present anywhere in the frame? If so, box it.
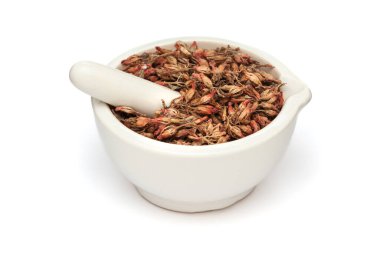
[69,61,180,115]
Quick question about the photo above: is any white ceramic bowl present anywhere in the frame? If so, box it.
[91,37,311,212]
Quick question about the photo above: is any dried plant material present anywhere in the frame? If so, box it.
[112,41,285,145]
[244,71,262,86]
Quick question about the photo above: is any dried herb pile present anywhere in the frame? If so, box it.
[111,41,285,145]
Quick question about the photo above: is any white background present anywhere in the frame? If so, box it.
[1,0,379,252]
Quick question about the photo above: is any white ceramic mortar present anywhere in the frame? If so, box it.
[91,37,311,212]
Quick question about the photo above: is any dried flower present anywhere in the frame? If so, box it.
[112,41,285,145]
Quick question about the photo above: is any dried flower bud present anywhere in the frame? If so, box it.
[135,117,151,127]
[217,136,230,144]
[239,125,253,135]
[194,116,209,124]
[164,64,182,72]
[157,126,178,140]
[151,117,176,124]
[144,68,156,77]
[194,105,219,115]
[258,70,281,84]
[250,101,259,113]
[254,72,265,81]
[260,102,277,110]
[114,106,140,116]
[199,73,213,89]
[228,102,235,116]
[155,46,172,54]
[175,129,191,138]
[221,85,244,95]
[126,65,141,74]
[194,65,211,74]
[228,125,244,138]
[267,96,277,104]
[184,81,196,102]
[250,120,260,132]
[255,115,271,127]
[165,55,177,65]
[221,106,227,121]
[238,99,250,110]
[263,110,279,117]
[260,90,275,101]
[192,90,216,105]
[163,108,179,117]
[244,86,260,99]
[197,58,209,67]
[154,124,166,136]
[244,71,262,85]
[175,42,191,56]
[238,105,252,121]
[121,55,141,65]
